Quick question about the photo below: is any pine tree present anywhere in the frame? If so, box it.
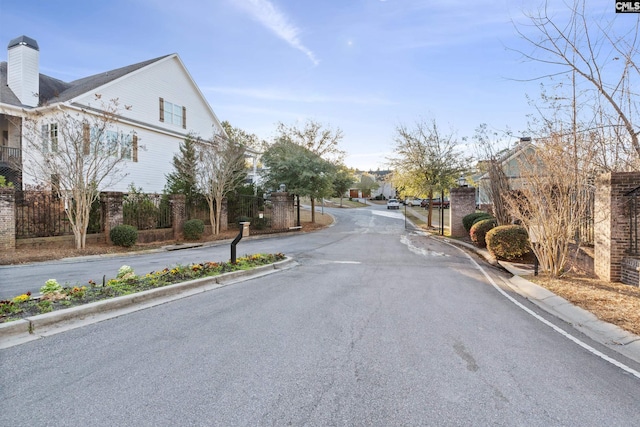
[165,134,201,206]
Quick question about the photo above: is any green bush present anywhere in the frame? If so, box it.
[462,212,494,233]
[110,224,138,247]
[470,218,497,248]
[183,219,205,240]
[486,225,531,260]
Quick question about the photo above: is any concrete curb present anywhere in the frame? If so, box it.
[430,233,640,365]
[0,257,297,349]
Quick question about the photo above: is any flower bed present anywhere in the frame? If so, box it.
[0,253,286,323]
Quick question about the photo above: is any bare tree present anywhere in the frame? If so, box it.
[504,129,595,277]
[19,96,132,249]
[513,0,640,164]
[195,134,247,235]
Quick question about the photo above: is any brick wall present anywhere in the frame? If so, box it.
[0,188,15,251]
[594,172,640,282]
[449,187,476,237]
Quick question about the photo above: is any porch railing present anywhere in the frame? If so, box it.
[0,146,21,163]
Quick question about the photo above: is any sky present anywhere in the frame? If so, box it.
[0,0,617,171]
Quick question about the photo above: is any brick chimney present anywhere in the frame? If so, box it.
[7,35,40,107]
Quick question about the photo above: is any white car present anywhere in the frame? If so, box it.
[387,198,400,209]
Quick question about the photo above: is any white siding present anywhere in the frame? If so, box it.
[67,55,224,193]
[7,45,39,107]
[73,55,221,138]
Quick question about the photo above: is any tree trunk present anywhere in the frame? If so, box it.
[310,197,316,223]
[207,198,217,235]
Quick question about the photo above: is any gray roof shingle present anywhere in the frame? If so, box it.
[0,54,172,107]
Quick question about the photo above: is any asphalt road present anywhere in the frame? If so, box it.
[2,205,640,426]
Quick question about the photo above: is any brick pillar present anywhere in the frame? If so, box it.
[0,188,16,251]
[170,194,186,240]
[595,172,640,281]
[270,192,295,229]
[449,187,476,237]
[100,192,123,243]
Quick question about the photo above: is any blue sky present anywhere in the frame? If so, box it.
[0,0,614,170]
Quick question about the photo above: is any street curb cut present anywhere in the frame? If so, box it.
[0,257,296,349]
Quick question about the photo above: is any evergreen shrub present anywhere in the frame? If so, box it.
[183,219,205,240]
[110,225,138,247]
[470,218,497,248]
[486,225,530,260]
[463,212,494,233]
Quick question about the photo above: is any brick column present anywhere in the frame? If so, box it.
[270,192,295,229]
[169,194,186,240]
[594,172,640,282]
[100,192,124,243]
[0,188,16,251]
[449,187,476,237]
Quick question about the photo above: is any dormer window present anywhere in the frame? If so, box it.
[159,97,186,129]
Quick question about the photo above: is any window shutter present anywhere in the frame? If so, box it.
[132,134,138,162]
[182,106,187,129]
[82,124,90,155]
[159,97,165,122]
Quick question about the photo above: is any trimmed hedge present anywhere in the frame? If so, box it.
[110,224,138,247]
[463,212,494,234]
[486,225,530,260]
[470,218,497,248]
[183,219,205,240]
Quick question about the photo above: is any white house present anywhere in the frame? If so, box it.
[0,35,227,193]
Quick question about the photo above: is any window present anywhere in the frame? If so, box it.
[159,98,186,128]
[88,127,135,160]
[40,123,58,152]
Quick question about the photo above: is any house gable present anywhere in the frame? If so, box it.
[69,55,224,139]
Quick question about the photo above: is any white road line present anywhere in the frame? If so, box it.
[443,239,640,380]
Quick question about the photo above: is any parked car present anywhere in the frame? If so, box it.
[420,198,450,208]
[410,198,422,206]
[387,198,400,209]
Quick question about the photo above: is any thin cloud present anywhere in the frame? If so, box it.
[234,0,319,65]
[204,86,396,106]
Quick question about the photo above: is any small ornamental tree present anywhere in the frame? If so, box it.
[19,96,133,249]
[196,133,247,235]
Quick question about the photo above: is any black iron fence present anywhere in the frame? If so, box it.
[186,197,211,225]
[122,193,172,230]
[14,190,291,240]
[575,186,595,246]
[15,191,101,238]
[227,193,271,232]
